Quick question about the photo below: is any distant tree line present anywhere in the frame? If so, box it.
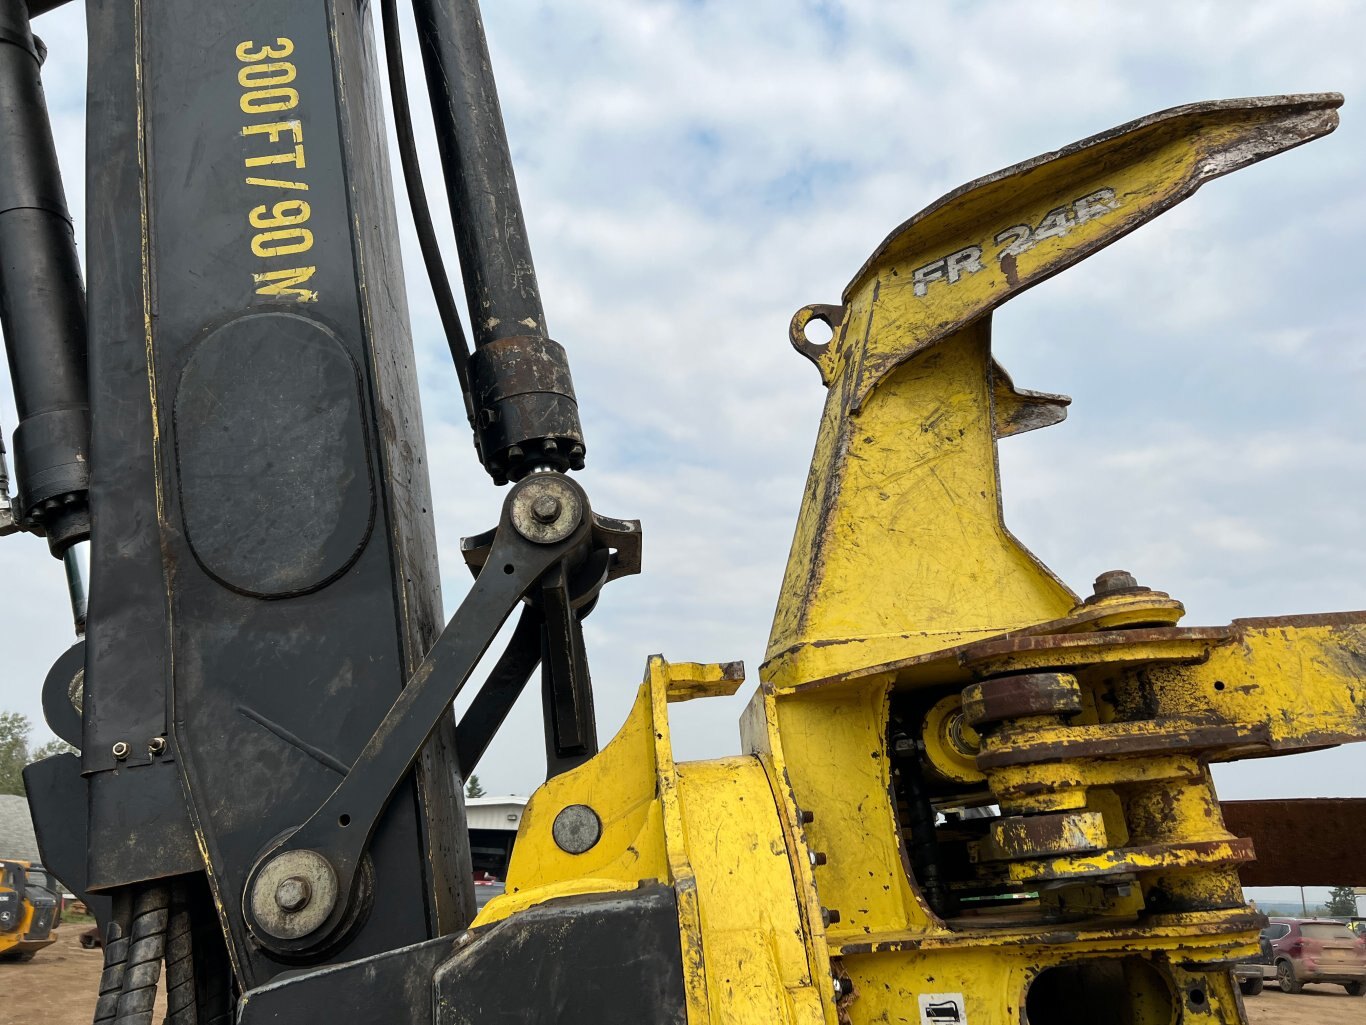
[0,712,75,797]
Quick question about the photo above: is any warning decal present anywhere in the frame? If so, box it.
[918,992,968,1025]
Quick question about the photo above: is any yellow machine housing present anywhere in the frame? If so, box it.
[474,94,1363,1025]
[0,858,59,961]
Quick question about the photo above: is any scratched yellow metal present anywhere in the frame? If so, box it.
[764,95,1342,692]
[647,659,713,1023]
[474,95,1364,1025]
[675,758,827,1023]
[475,681,670,924]
[0,860,40,960]
[1147,616,1366,750]
[763,320,1078,691]
[478,657,827,1024]
[747,94,1350,1025]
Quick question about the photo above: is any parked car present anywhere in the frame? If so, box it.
[1259,917,1366,996]
[1232,932,1272,996]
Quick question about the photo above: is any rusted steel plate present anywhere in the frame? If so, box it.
[1222,799,1366,886]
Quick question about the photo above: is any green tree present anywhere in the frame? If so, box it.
[465,774,486,799]
[1325,885,1358,917]
[32,738,77,760]
[0,715,79,797]
[0,711,31,797]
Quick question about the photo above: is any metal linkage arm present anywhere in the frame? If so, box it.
[241,475,639,958]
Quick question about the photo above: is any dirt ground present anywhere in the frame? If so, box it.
[1244,982,1365,1025]
[1,929,1362,1023]
[0,929,164,1025]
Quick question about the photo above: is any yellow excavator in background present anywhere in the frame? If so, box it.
[0,0,1360,1021]
[0,858,60,961]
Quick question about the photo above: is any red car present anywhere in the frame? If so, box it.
[1261,917,1366,996]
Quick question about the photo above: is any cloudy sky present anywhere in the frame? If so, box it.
[2,2,1363,907]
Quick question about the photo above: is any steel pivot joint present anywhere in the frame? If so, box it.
[242,473,639,956]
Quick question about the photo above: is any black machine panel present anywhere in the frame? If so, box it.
[73,0,473,987]
[174,312,375,599]
[237,886,690,1025]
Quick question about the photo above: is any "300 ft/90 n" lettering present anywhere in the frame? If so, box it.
[910,187,1120,297]
[235,37,318,303]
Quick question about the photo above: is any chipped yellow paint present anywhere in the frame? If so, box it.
[763,322,1077,690]
[649,658,715,1023]
[484,97,1362,1025]
[742,95,1349,1025]
[477,657,832,1024]
[676,758,826,1023]
[476,683,671,923]
[764,97,1342,691]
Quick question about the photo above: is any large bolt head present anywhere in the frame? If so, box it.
[275,876,312,913]
[1092,569,1138,596]
[531,495,562,524]
[248,849,338,942]
[509,475,582,545]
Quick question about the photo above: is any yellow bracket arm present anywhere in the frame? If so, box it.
[765,93,1343,690]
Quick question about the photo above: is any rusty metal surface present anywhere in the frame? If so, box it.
[978,810,1108,863]
[962,672,1081,728]
[1222,799,1366,887]
[959,626,1232,675]
[1007,837,1256,885]
[976,721,1269,771]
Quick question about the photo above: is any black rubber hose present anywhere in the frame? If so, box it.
[112,884,169,1025]
[163,876,233,1025]
[91,892,131,1025]
[162,883,195,1025]
[378,0,475,424]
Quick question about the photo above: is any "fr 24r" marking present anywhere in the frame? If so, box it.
[911,187,1119,297]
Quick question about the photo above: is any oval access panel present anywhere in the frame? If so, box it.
[174,312,375,598]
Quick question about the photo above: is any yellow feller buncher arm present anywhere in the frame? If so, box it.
[475,93,1364,1025]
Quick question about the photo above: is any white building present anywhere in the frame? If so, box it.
[465,796,526,879]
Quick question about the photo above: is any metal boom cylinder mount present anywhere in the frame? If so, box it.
[0,0,90,555]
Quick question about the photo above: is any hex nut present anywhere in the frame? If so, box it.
[531,494,561,524]
[274,876,312,913]
[1092,569,1139,596]
[248,849,339,942]
[509,475,582,545]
